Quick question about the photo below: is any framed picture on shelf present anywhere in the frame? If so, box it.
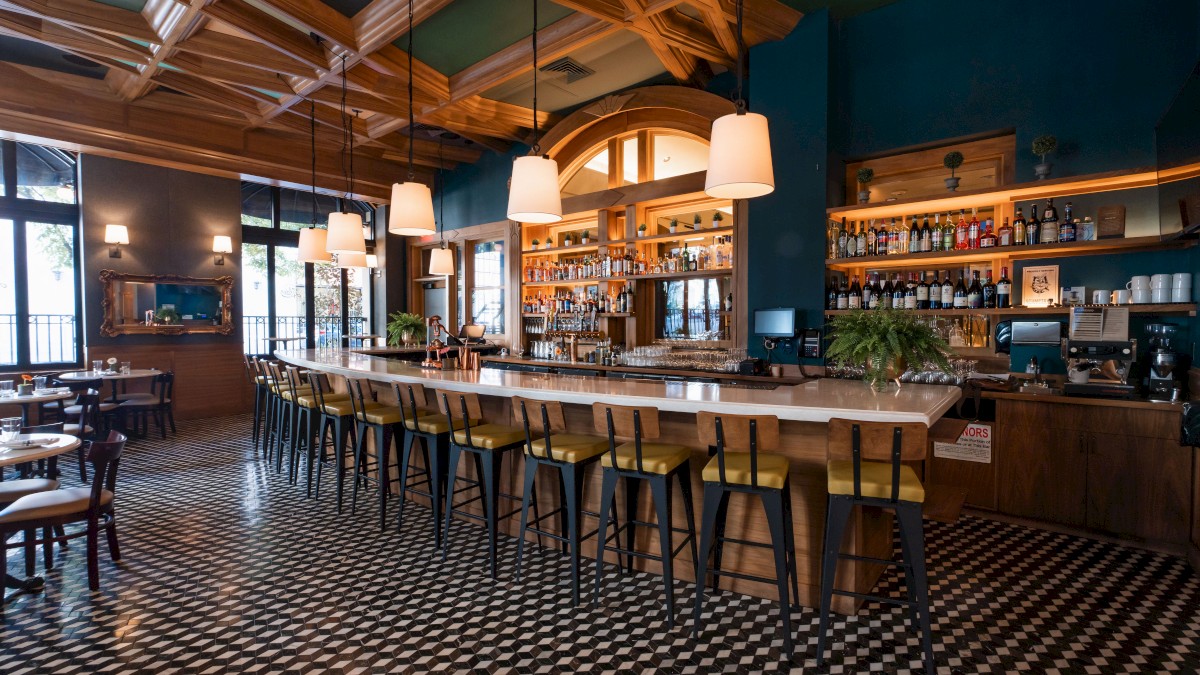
[1021,265,1059,307]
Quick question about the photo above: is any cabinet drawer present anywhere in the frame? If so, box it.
[997,400,1178,440]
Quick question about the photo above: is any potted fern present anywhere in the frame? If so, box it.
[693,214,702,230]
[531,238,540,250]
[668,218,678,234]
[387,311,426,347]
[943,151,964,192]
[637,223,647,238]
[1032,135,1057,180]
[825,310,951,391]
[711,212,724,228]
[581,230,591,245]
[856,167,874,204]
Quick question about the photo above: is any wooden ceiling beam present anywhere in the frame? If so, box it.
[201,0,329,70]
[0,9,150,62]
[352,0,454,54]
[154,70,268,120]
[166,52,297,95]
[548,0,625,23]
[690,0,737,59]
[112,0,209,102]
[0,0,159,43]
[174,30,319,80]
[344,65,440,109]
[362,44,449,103]
[249,0,357,53]
[642,10,732,66]
[308,85,410,119]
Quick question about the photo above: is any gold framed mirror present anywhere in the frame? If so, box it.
[99,270,234,336]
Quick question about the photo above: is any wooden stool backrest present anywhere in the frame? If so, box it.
[513,397,566,457]
[698,412,780,489]
[827,418,927,502]
[344,377,375,418]
[85,430,127,513]
[591,403,662,474]
[439,390,484,448]
[309,372,336,408]
[392,382,429,425]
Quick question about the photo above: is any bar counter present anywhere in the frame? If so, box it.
[277,349,962,610]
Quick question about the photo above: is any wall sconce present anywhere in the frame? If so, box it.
[365,253,380,277]
[212,235,233,265]
[104,224,129,258]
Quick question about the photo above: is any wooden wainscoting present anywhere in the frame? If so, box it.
[85,343,253,420]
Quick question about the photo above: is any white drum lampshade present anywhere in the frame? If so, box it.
[507,155,562,224]
[297,227,332,263]
[704,111,775,199]
[104,224,129,245]
[336,252,368,268]
[326,212,366,254]
[387,181,436,235]
[428,246,454,276]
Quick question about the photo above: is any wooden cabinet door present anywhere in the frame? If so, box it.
[997,425,1088,526]
[1086,433,1192,544]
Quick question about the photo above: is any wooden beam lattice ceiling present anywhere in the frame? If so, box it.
[0,0,801,201]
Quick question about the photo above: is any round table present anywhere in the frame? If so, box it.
[0,390,74,425]
[0,433,82,592]
[57,369,160,402]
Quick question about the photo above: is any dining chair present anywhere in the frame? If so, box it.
[116,372,175,438]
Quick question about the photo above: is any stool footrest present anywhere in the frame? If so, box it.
[833,589,915,608]
[716,535,774,550]
[837,552,908,568]
[705,567,781,586]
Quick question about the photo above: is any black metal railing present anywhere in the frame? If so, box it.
[243,315,368,354]
[0,313,78,366]
[662,308,721,340]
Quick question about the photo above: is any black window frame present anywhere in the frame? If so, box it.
[0,139,84,371]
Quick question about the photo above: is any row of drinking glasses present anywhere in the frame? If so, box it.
[92,360,132,374]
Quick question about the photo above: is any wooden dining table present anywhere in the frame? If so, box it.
[0,433,82,593]
[56,368,160,402]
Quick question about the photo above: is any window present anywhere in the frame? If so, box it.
[560,131,708,197]
[0,140,82,369]
[651,133,708,181]
[656,277,728,341]
[471,240,505,334]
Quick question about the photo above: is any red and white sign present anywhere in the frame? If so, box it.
[933,422,992,463]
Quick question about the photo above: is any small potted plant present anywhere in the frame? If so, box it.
[1032,135,1057,180]
[563,233,573,246]
[693,214,702,230]
[581,230,591,245]
[943,151,964,192]
[545,237,554,249]
[711,212,724,229]
[531,238,540,250]
[387,311,427,347]
[17,374,33,396]
[825,310,951,391]
[638,223,647,238]
[856,167,874,204]
[668,218,678,234]
[106,357,118,373]
[155,307,181,325]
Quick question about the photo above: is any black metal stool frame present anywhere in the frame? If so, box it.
[392,383,448,546]
[345,378,401,531]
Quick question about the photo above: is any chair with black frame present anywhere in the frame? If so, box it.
[691,412,799,659]
[304,372,357,502]
[244,354,270,448]
[62,393,98,482]
[116,371,175,439]
[512,396,610,606]
[591,402,697,629]
[0,431,127,604]
[279,365,330,487]
[344,377,403,530]
[439,391,530,579]
[815,418,934,673]
[260,361,297,468]
[391,382,458,545]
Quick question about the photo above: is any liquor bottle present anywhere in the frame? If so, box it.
[1012,207,1026,246]
[856,220,867,256]
[967,208,981,249]
[904,273,917,310]
[1059,202,1076,242]
[953,272,968,308]
[845,221,858,257]
[931,213,943,251]
[1026,203,1041,244]
[916,271,930,309]
[981,270,996,308]
[954,210,969,250]
[928,271,942,310]
[724,292,733,312]
[980,217,997,247]
[888,218,900,255]
[942,213,955,250]
[879,275,893,309]
[848,275,862,309]
[1040,199,1059,244]
[941,271,954,308]
[921,214,933,252]
[996,266,1012,308]
[859,274,872,308]
[866,220,877,256]
[909,216,920,253]
[996,217,1012,246]
[868,274,882,309]
[891,274,905,308]
[966,271,983,309]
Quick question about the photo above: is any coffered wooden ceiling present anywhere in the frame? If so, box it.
[0,0,801,201]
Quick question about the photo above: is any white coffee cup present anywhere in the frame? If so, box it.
[1152,287,1171,304]
[1172,272,1192,288]
[1151,274,1172,287]
[1092,290,1110,304]
[1128,275,1151,289]
[1171,287,1191,303]
[1132,289,1153,304]
[1111,289,1131,304]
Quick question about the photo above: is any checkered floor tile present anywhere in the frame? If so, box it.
[2,414,1198,673]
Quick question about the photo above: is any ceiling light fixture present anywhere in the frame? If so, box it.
[298,96,333,263]
[506,0,562,224]
[326,57,367,256]
[387,1,436,237]
[428,137,455,276]
[704,0,774,199]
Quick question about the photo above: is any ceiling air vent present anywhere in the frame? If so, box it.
[539,57,594,84]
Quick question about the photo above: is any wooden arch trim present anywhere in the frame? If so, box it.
[538,85,735,174]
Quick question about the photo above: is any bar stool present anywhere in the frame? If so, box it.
[244,354,268,447]
[345,377,403,530]
[261,361,295,467]
[592,402,697,629]
[816,418,934,673]
[513,396,609,606]
[312,374,370,510]
[439,391,529,578]
[392,382,456,544]
[288,371,352,497]
[692,412,799,658]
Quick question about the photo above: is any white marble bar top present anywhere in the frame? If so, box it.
[276,349,962,425]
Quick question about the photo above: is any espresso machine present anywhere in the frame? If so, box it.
[1062,339,1138,399]
[1145,323,1185,402]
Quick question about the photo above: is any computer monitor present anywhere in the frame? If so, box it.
[754,308,796,338]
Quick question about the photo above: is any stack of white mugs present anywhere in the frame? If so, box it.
[1118,273,1192,304]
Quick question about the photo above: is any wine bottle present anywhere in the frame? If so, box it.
[968,208,981,249]
[966,271,983,309]
[860,274,872,308]
[888,218,900,255]
[982,270,996,308]
[996,266,1012,308]
[1040,199,1059,244]
[845,221,858,257]
[866,220,877,256]
[891,274,905,308]
[955,210,969,250]
[921,214,932,252]
[848,275,862,309]
[904,273,917,309]
[868,274,882,309]
[1013,207,1026,246]
[953,273,968,308]
[909,216,921,253]
[928,271,942,310]
[997,217,1012,246]
[941,271,955,308]
[879,275,893,309]
[916,271,930,309]
[942,213,955,251]
[1026,203,1041,244]
[856,219,867,255]
[1059,202,1076,242]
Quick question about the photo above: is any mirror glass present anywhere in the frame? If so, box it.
[100,271,233,336]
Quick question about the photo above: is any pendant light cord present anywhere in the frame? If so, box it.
[310,98,317,226]
[406,0,416,181]
[531,0,540,155]
[339,54,350,197]
[734,0,746,115]
[437,136,445,248]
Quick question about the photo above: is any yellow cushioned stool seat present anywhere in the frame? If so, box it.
[453,423,528,449]
[401,411,440,432]
[357,407,408,425]
[702,452,790,489]
[826,460,925,503]
[602,442,691,475]
[293,392,351,408]
[416,416,479,435]
[530,434,609,463]
[322,400,380,417]
[280,387,317,402]
[0,487,113,524]
[255,376,270,385]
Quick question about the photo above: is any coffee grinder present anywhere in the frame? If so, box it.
[1145,323,1185,401]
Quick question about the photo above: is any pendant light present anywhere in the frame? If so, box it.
[326,56,367,255]
[704,0,774,199]
[506,0,562,224]
[298,98,333,263]
[336,252,368,268]
[387,1,437,236]
[428,137,455,276]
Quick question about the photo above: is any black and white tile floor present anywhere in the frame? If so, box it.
[2,415,1198,673]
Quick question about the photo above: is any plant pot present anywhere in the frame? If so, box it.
[1034,162,1053,180]
[669,226,677,233]
[581,238,589,245]
[944,176,961,192]
[857,189,870,204]
[711,220,720,229]
[16,384,32,396]
[637,231,646,238]
[402,330,418,347]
